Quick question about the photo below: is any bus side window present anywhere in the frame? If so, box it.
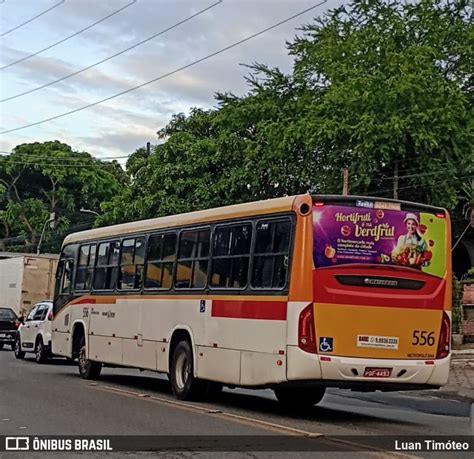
[75,244,90,291]
[94,241,119,290]
[176,228,210,289]
[145,232,177,289]
[211,223,252,289]
[119,237,146,290]
[251,219,292,289]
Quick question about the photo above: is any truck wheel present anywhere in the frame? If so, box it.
[274,386,326,409]
[35,337,48,364]
[14,336,25,359]
[170,340,205,400]
[78,335,102,379]
[0,343,3,350]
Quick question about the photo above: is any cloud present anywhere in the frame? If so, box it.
[0,0,337,159]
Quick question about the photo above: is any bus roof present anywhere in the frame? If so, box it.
[63,195,302,245]
[63,194,447,246]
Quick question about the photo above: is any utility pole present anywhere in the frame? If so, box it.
[146,142,151,155]
[37,212,55,255]
[393,162,399,200]
[342,168,349,195]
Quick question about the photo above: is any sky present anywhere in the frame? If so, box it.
[0,0,341,166]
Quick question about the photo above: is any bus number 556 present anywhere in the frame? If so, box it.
[412,330,435,346]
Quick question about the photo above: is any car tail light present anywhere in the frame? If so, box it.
[298,304,317,353]
[436,311,450,359]
[14,319,21,329]
[48,311,53,321]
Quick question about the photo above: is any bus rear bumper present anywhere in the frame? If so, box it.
[287,346,451,387]
[320,354,450,386]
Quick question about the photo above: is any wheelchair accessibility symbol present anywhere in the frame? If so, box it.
[319,337,333,352]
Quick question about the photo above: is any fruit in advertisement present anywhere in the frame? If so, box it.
[324,245,336,258]
[391,244,431,269]
[419,224,427,234]
[423,250,432,261]
[376,210,384,219]
[341,225,351,236]
[429,240,434,247]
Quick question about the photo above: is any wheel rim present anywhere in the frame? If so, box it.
[15,339,20,355]
[175,353,190,390]
[36,342,42,360]
[79,346,88,374]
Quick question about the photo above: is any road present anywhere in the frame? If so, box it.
[0,349,472,456]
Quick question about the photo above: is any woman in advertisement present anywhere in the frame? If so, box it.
[392,213,427,268]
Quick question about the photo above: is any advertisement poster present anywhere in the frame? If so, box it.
[313,204,446,277]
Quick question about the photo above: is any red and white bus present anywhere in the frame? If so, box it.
[52,195,451,406]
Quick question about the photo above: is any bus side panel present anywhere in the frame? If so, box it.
[206,298,288,386]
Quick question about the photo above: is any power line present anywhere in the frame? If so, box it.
[0,0,223,102]
[0,0,65,38]
[3,161,124,168]
[0,150,131,160]
[367,174,474,196]
[0,0,137,70]
[0,1,329,134]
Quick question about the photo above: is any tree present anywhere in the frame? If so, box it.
[100,0,472,225]
[0,141,126,252]
[289,0,473,207]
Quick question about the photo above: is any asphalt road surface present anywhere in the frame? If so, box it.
[0,349,472,457]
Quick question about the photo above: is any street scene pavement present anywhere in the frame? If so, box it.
[0,348,472,457]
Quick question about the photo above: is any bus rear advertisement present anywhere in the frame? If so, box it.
[51,194,451,407]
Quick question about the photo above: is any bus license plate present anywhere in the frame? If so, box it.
[364,367,392,378]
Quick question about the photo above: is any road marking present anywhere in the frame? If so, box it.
[91,383,420,458]
[2,418,10,421]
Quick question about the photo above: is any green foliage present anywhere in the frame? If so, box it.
[0,141,126,252]
[99,0,472,226]
[289,0,473,207]
[462,267,474,283]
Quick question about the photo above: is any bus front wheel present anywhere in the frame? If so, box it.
[78,336,102,380]
[274,386,326,409]
[170,340,205,400]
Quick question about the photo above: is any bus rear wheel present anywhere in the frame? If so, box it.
[170,340,206,400]
[274,386,326,409]
[78,336,102,380]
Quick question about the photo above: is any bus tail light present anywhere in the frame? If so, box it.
[298,304,317,354]
[48,311,54,321]
[436,312,450,359]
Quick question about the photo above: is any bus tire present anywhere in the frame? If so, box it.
[170,340,205,400]
[78,335,102,380]
[274,386,326,409]
[35,337,48,364]
[14,336,25,359]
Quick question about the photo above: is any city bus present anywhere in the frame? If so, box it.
[52,195,452,406]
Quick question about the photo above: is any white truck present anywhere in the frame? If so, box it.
[0,254,58,317]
